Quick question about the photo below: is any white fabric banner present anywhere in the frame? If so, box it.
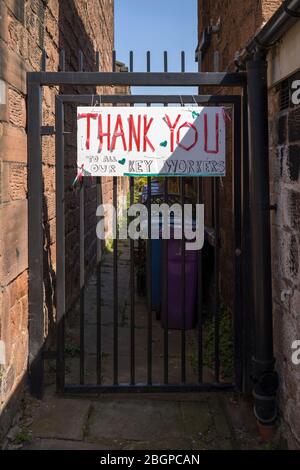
[77,106,226,177]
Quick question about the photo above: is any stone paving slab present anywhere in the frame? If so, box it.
[123,438,197,451]
[24,438,115,450]
[87,399,184,442]
[211,398,233,441]
[11,390,264,450]
[30,398,91,441]
[180,401,212,437]
[84,394,231,450]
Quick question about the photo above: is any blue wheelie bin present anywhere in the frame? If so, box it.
[141,181,163,316]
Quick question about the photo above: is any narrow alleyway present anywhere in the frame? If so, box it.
[4,241,266,450]
[70,240,201,386]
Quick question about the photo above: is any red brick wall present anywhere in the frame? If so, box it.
[0,0,128,439]
[198,0,284,71]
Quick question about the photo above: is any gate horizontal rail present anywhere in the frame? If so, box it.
[62,383,236,395]
[28,71,247,87]
[57,94,241,105]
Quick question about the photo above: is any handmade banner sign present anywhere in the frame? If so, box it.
[77,106,226,177]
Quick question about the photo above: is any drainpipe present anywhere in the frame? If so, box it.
[246,49,279,426]
[244,0,300,428]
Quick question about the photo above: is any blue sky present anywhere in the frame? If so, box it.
[114,0,198,95]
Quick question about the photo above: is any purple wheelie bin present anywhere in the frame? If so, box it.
[161,235,198,330]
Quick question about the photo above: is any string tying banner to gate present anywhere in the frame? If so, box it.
[222,107,232,124]
[72,164,93,188]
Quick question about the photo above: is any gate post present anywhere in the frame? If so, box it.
[28,80,44,399]
[246,51,278,425]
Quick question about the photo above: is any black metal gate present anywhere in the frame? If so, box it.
[27,50,249,397]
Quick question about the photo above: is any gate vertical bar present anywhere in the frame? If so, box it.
[113,176,118,385]
[163,175,169,385]
[233,99,243,390]
[180,51,186,384]
[112,49,119,385]
[163,51,169,385]
[197,177,203,383]
[96,51,102,385]
[112,50,116,72]
[56,96,65,392]
[146,50,152,385]
[79,50,85,384]
[28,80,44,398]
[213,178,220,382]
[180,178,186,384]
[129,51,135,385]
[130,175,135,385]
[197,50,203,384]
[130,50,134,76]
[41,50,47,72]
[147,173,152,385]
[59,50,65,72]
[212,56,220,384]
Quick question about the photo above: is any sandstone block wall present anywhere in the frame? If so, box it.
[269,89,300,448]
[0,0,129,439]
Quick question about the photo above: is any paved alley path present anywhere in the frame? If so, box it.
[5,241,263,450]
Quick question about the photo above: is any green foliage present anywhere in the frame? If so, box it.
[14,429,32,445]
[203,305,234,379]
[189,305,234,380]
[65,336,80,358]
[104,237,114,254]
[133,177,148,202]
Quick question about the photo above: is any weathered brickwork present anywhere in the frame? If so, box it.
[0,0,127,440]
[199,0,284,72]
[269,89,300,448]
[198,0,300,448]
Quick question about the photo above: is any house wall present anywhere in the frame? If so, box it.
[198,0,300,448]
[198,0,284,72]
[268,20,300,86]
[268,19,300,448]
[198,0,284,308]
[0,0,128,440]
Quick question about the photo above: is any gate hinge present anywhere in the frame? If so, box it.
[41,126,55,136]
